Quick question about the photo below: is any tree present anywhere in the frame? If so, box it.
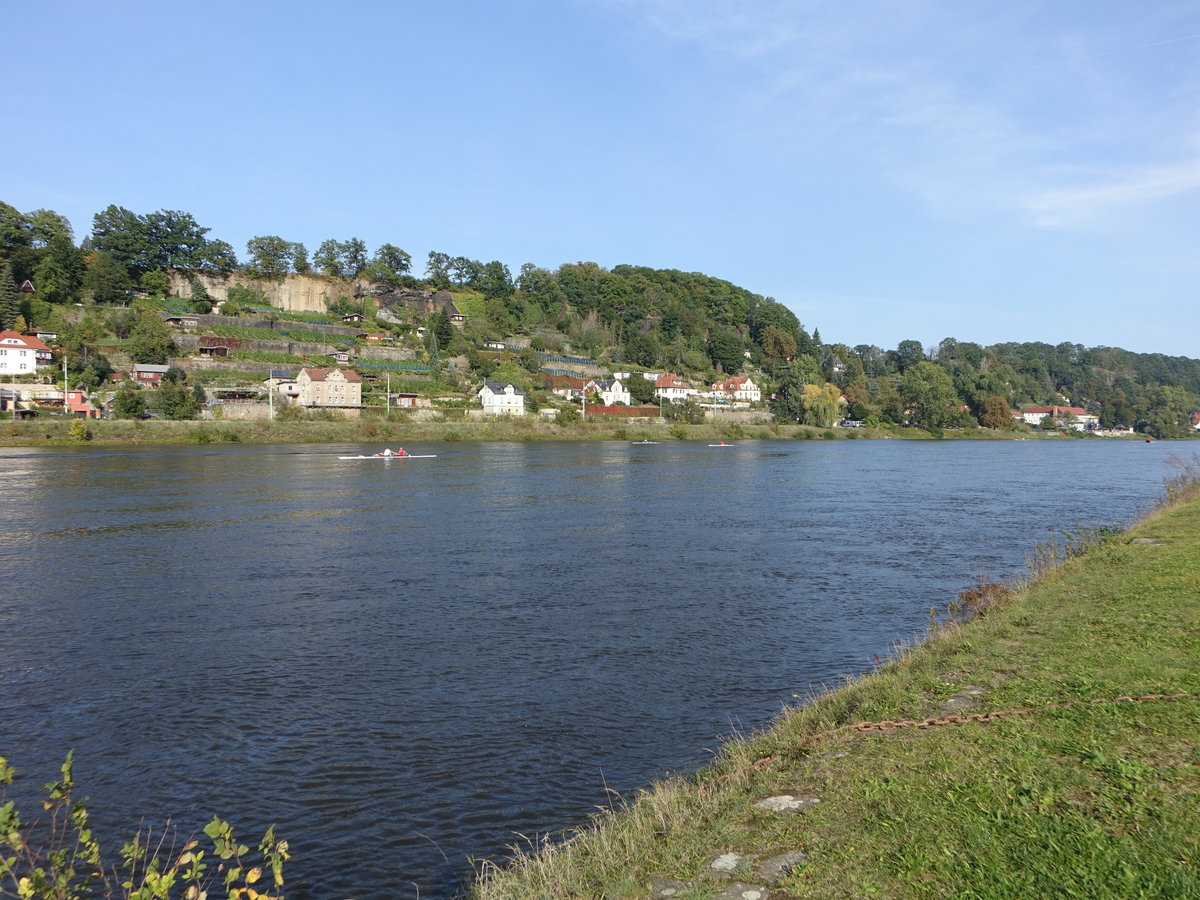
[199,239,238,272]
[0,263,19,328]
[425,251,453,288]
[431,308,454,348]
[771,368,808,423]
[800,382,842,427]
[27,209,74,248]
[141,269,170,297]
[760,325,797,373]
[91,205,154,272]
[0,201,33,258]
[314,238,367,279]
[112,381,146,419]
[245,235,296,281]
[33,233,86,303]
[979,395,1012,429]
[142,209,211,271]
[157,379,198,419]
[84,253,133,305]
[707,328,743,373]
[126,308,177,365]
[627,374,655,404]
[892,339,926,373]
[364,244,412,284]
[476,261,513,300]
[901,361,962,429]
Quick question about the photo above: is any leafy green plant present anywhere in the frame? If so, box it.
[67,419,92,443]
[0,754,286,900]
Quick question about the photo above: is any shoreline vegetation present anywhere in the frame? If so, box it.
[469,462,1200,899]
[0,417,1165,448]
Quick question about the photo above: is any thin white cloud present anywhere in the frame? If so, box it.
[1019,157,1200,227]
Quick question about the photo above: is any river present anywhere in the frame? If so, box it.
[0,438,1178,897]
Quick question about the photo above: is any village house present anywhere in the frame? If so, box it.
[295,367,362,408]
[478,380,526,416]
[710,375,761,404]
[1019,406,1100,432]
[591,378,630,406]
[654,373,695,404]
[65,389,101,419]
[0,330,49,375]
[132,364,170,385]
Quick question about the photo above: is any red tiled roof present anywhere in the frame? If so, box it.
[300,367,362,383]
[655,373,688,388]
[0,329,49,351]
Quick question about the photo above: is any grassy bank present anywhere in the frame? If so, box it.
[473,485,1200,898]
[0,416,1100,447]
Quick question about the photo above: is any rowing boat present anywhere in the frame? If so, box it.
[338,455,438,460]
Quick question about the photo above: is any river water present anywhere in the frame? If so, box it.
[0,438,1178,897]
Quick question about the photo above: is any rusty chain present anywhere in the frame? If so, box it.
[718,691,1195,782]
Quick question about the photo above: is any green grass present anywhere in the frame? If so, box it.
[471,490,1200,899]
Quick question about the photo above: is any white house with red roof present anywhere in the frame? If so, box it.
[0,330,50,375]
[654,373,695,403]
[710,375,761,403]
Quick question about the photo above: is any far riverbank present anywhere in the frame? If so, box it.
[0,415,1153,447]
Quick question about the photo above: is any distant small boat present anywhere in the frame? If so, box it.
[708,442,734,447]
[339,454,437,460]
[632,440,658,444]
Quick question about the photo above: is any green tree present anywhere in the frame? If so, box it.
[158,379,198,419]
[431,308,454,348]
[364,243,412,284]
[90,205,155,273]
[425,251,453,288]
[140,269,170,298]
[112,381,146,418]
[315,238,367,278]
[126,308,177,365]
[246,235,298,280]
[476,260,514,300]
[27,208,74,248]
[0,263,19,328]
[33,233,86,303]
[707,328,743,373]
[199,238,238,272]
[627,374,655,404]
[892,339,926,373]
[84,252,132,304]
[0,201,32,258]
[800,382,842,427]
[902,361,962,429]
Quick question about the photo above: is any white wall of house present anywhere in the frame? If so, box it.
[480,382,526,416]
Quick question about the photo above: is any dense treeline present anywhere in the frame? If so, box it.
[1,199,1197,437]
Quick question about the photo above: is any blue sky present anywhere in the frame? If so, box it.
[4,0,1198,357]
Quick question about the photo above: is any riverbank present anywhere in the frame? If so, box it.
[0,416,1129,447]
[472,478,1200,898]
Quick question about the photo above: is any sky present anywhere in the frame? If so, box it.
[4,0,1199,357]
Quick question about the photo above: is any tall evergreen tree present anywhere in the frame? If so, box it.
[0,263,19,329]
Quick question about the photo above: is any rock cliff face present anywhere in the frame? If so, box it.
[168,271,342,313]
[370,286,459,323]
[168,272,461,319]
